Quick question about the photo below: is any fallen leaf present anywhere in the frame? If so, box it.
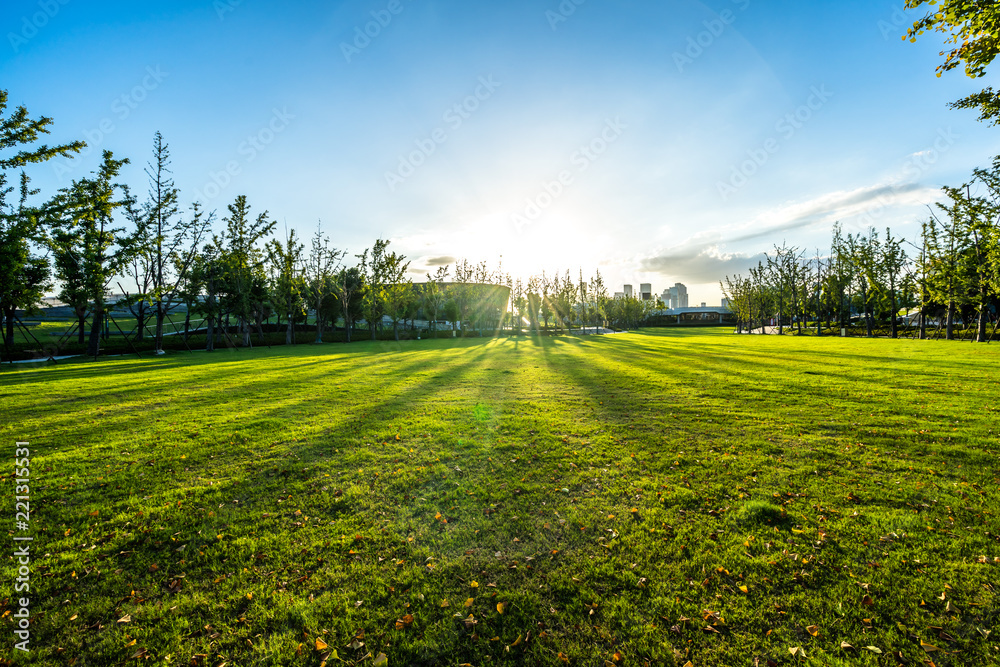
[840,641,855,650]
[497,602,505,614]
[788,646,806,657]
[315,638,328,651]
[861,595,874,606]
[470,581,479,588]
[465,598,475,607]
[806,625,819,637]
[117,615,131,624]
[374,653,388,666]
[920,640,940,653]
[865,646,882,654]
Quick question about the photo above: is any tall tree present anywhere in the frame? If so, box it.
[423,265,449,336]
[0,90,84,351]
[334,265,365,343]
[215,196,275,347]
[267,228,307,346]
[139,134,212,353]
[305,224,344,343]
[47,151,135,357]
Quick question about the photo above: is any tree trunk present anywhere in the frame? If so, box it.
[87,305,104,357]
[155,304,166,353]
[393,321,399,341]
[205,295,215,352]
[946,300,955,340]
[315,301,324,344]
[370,321,376,341]
[889,287,898,339]
[345,317,353,343]
[977,293,989,343]
[183,309,191,343]
[4,308,14,348]
[286,317,293,346]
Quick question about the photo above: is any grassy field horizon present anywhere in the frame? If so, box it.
[2,329,998,666]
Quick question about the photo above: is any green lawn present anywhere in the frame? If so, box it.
[2,329,998,666]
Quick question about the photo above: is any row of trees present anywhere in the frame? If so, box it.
[721,161,1000,341]
[1,94,666,359]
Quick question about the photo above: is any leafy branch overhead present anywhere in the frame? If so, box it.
[905,0,1000,124]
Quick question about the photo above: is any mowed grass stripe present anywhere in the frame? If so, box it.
[1,329,998,666]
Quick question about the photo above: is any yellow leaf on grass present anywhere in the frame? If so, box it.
[470,581,479,588]
[465,598,475,607]
[806,625,820,637]
[315,638,328,650]
[497,602,505,614]
[738,585,749,593]
[440,599,450,608]
[920,640,941,653]
[558,653,569,663]
[125,639,136,648]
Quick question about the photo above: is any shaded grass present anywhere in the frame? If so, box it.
[1,329,999,666]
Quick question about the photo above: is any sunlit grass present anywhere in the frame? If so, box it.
[2,329,998,665]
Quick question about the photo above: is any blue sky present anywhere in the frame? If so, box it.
[3,0,999,303]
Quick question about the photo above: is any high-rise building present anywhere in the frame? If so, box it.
[623,284,633,298]
[640,283,652,301]
[663,283,689,309]
[675,283,689,308]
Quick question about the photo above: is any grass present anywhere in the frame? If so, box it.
[1,328,998,666]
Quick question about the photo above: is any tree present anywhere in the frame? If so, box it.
[423,265,449,336]
[358,239,391,341]
[304,224,343,344]
[334,265,365,343]
[215,196,275,347]
[47,151,135,357]
[382,252,412,342]
[905,0,1000,125]
[0,90,84,352]
[267,228,307,346]
[1,175,51,350]
[136,134,212,353]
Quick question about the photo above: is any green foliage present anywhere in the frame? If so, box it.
[905,0,1000,123]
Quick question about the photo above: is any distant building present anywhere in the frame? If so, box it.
[623,284,633,298]
[663,283,689,309]
[640,283,652,301]
[614,292,625,300]
[721,298,730,308]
